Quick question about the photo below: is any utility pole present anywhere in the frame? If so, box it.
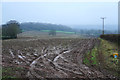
[101,17,106,35]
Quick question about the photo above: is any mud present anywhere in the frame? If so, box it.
[2,38,105,78]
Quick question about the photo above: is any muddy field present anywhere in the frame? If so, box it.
[2,38,106,79]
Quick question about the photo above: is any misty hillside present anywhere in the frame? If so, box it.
[69,25,118,31]
[20,22,73,32]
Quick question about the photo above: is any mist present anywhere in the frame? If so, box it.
[2,2,118,30]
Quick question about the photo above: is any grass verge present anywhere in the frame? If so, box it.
[83,38,119,77]
[83,46,99,66]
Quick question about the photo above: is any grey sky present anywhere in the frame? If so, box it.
[2,2,118,25]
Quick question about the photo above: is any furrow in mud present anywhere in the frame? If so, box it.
[2,38,105,78]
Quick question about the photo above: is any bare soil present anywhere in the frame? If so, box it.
[2,38,108,79]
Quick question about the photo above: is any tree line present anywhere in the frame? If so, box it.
[2,20,22,39]
[2,20,117,39]
[20,22,73,32]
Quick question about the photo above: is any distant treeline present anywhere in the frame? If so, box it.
[74,29,118,37]
[20,22,73,32]
[100,34,120,45]
[1,20,118,39]
[20,22,117,37]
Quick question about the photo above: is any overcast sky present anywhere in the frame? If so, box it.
[2,2,118,25]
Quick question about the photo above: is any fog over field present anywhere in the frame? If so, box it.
[2,2,118,30]
[69,25,118,31]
